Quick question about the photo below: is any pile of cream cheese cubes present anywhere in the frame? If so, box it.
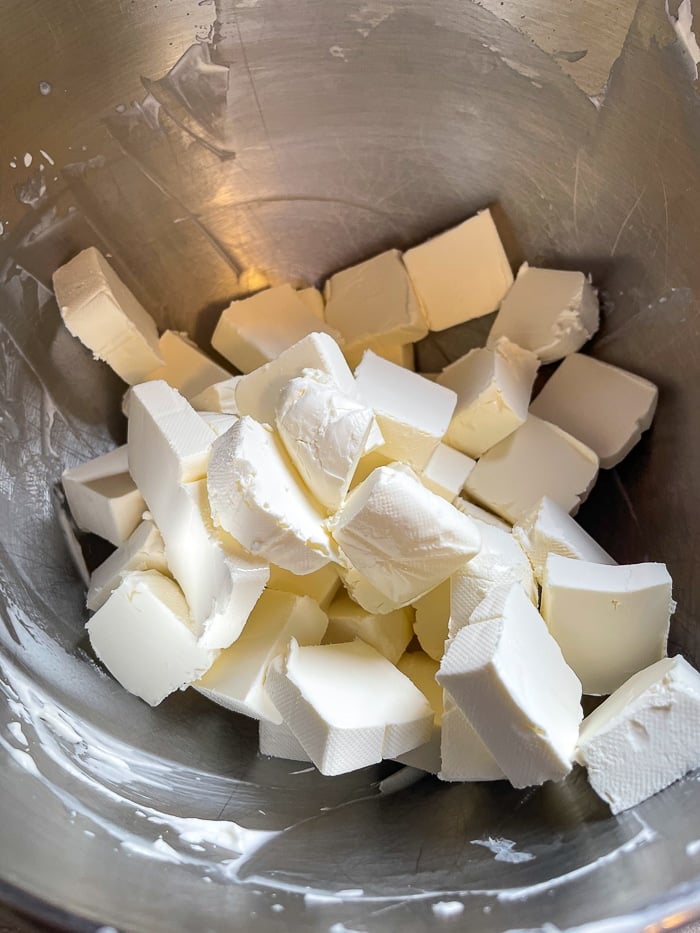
[54,207,700,815]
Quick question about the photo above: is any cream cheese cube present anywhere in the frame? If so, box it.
[344,341,415,372]
[259,719,311,761]
[436,338,539,458]
[52,247,163,384]
[453,497,512,532]
[265,638,434,775]
[449,520,537,639]
[529,354,658,468]
[212,285,342,373]
[207,416,335,574]
[513,496,615,584]
[235,332,356,426]
[437,584,583,787]
[324,591,413,663]
[276,370,381,512]
[198,411,238,437]
[412,580,450,661]
[267,563,341,610]
[324,249,427,350]
[464,415,599,523]
[541,555,674,695]
[576,656,700,814]
[420,444,476,502]
[189,377,242,415]
[62,446,145,546]
[194,590,328,723]
[329,465,481,607]
[144,330,231,400]
[87,570,217,706]
[354,351,457,469]
[349,449,392,491]
[403,209,514,330]
[395,652,443,773]
[338,565,409,615]
[87,520,168,611]
[439,692,504,782]
[297,286,325,320]
[488,264,600,364]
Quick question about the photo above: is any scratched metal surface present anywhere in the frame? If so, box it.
[2,0,700,931]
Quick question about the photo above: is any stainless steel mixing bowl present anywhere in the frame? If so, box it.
[2,1,700,930]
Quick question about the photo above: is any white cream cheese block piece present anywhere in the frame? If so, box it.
[267,563,341,611]
[403,208,514,330]
[259,719,311,762]
[194,590,328,723]
[329,465,481,606]
[529,354,659,468]
[439,692,504,782]
[338,565,409,615]
[212,285,342,374]
[62,445,145,547]
[513,496,615,585]
[324,591,413,663]
[464,415,599,523]
[453,497,512,532]
[324,249,427,350]
[87,520,168,611]
[189,377,242,415]
[420,444,476,502]
[488,264,599,364]
[207,416,335,574]
[354,351,457,470]
[344,342,415,372]
[437,584,583,787]
[449,520,537,639]
[276,370,381,512]
[541,555,674,695]
[436,338,539,458]
[265,638,434,775]
[394,652,443,773]
[413,580,450,661]
[235,332,356,426]
[198,411,238,437]
[52,247,163,384]
[144,330,231,400]
[350,450,392,491]
[87,571,216,706]
[297,286,325,320]
[576,656,700,813]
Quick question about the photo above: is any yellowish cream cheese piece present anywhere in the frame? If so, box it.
[194,590,328,723]
[87,570,217,706]
[296,286,325,320]
[235,332,357,426]
[52,247,163,384]
[344,341,415,372]
[412,580,450,661]
[144,330,231,400]
[437,584,582,788]
[207,416,335,574]
[512,495,615,584]
[488,264,599,364]
[212,285,342,373]
[576,656,700,814]
[62,445,145,547]
[541,555,674,695]
[354,351,457,470]
[420,443,476,502]
[395,651,443,773]
[264,638,434,776]
[403,208,514,330]
[87,520,168,611]
[189,377,242,414]
[453,497,512,532]
[324,591,413,663]
[338,565,410,615]
[436,338,539,458]
[464,415,599,523]
[329,465,481,607]
[439,692,504,782]
[267,564,341,610]
[324,249,427,350]
[529,353,659,468]
[449,520,537,639]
